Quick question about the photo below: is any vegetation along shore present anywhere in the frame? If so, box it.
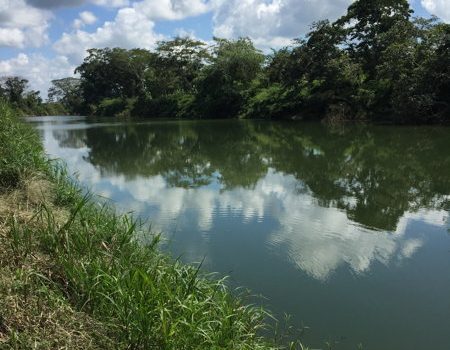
[0,100,307,349]
[1,0,449,123]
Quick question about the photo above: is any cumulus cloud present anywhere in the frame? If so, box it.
[0,0,50,48]
[80,11,98,24]
[73,11,98,29]
[211,0,352,50]
[134,0,210,20]
[0,53,75,97]
[54,0,212,65]
[421,0,450,22]
[0,53,30,74]
[0,28,26,47]
[54,7,164,64]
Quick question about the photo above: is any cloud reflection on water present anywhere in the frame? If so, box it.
[42,127,448,281]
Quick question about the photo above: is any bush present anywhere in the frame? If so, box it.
[242,84,298,119]
[132,92,196,119]
[95,98,135,118]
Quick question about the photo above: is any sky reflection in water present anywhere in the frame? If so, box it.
[33,118,450,350]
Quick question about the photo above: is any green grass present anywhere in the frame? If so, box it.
[0,101,47,188]
[0,99,308,349]
[36,186,274,349]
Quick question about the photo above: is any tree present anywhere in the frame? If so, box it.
[335,0,413,75]
[153,37,210,94]
[196,37,264,118]
[256,21,353,119]
[336,0,413,75]
[303,21,344,79]
[372,17,450,122]
[424,21,450,120]
[0,76,29,104]
[75,48,154,107]
[48,77,83,113]
[265,47,299,86]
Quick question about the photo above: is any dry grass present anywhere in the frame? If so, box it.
[0,177,115,350]
[0,178,52,218]
[0,267,115,350]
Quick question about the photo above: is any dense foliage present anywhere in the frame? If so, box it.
[53,0,448,123]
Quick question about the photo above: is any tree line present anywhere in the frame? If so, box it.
[0,76,66,116]
[3,0,450,122]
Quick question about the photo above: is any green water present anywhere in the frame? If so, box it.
[30,117,450,349]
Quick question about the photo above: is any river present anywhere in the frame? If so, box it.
[28,116,450,350]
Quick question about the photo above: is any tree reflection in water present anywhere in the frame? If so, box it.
[43,119,450,349]
[52,120,450,232]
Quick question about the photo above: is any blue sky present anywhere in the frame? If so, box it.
[0,0,448,96]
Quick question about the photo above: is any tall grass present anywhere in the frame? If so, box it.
[37,175,275,349]
[0,100,47,188]
[1,100,306,349]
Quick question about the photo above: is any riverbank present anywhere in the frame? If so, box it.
[0,101,296,349]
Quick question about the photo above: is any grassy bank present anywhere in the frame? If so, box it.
[0,101,305,349]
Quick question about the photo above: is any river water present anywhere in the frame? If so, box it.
[29,117,450,349]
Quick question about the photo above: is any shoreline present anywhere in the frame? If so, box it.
[0,101,296,349]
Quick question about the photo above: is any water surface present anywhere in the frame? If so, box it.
[29,117,450,349]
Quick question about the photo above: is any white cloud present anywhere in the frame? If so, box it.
[421,0,450,22]
[211,0,352,50]
[173,27,197,38]
[0,28,26,47]
[134,0,210,20]
[54,7,164,64]
[0,53,75,97]
[73,11,98,29]
[0,53,30,74]
[54,0,211,65]
[0,0,50,48]
[80,11,98,25]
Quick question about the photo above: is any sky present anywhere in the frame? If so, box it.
[0,0,449,97]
